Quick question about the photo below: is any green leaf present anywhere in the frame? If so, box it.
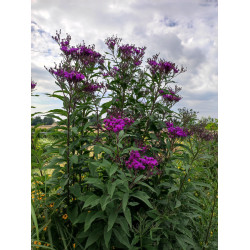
[107,210,118,232]
[131,191,153,209]
[84,211,104,232]
[138,182,156,193]
[31,203,39,242]
[72,126,78,135]
[100,194,110,211]
[83,194,100,209]
[85,228,103,249]
[116,217,130,236]
[104,225,112,248]
[85,178,104,190]
[69,183,81,198]
[59,147,66,156]
[113,228,131,248]
[122,193,129,212]
[124,207,132,228]
[118,130,124,140]
[71,155,78,164]
[176,235,188,249]
[175,199,181,208]
[67,206,78,224]
[109,164,118,177]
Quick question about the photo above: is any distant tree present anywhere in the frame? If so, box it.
[31,116,43,126]
[43,117,55,125]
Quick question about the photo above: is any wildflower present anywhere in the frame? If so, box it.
[62,214,68,220]
[88,211,91,213]
[31,80,37,90]
[34,241,38,245]
[147,54,180,77]
[51,69,85,83]
[125,150,158,171]
[188,179,191,182]
[43,226,47,231]
[105,35,122,50]
[42,216,45,219]
[103,116,134,133]
[73,243,76,248]
[49,203,54,208]
[165,122,187,138]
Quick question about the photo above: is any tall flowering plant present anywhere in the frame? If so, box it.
[31,31,218,249]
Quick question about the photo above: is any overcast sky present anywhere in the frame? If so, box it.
[31,0,218,118]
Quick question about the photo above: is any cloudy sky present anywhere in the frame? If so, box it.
[31,0,218,118]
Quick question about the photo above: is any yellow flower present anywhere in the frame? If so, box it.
[73,243,76,248]
[38,242,41,245]
[49,203,54,208]
[42,216,45,219]
[88,211,91,213]
[43,226,47,231]
[188,179,191,182]
[62,214,68,220]
[34,241,38,245]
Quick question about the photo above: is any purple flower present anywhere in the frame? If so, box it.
[165,122,187,138]
[105,36,122,50]
[147,55,179,77]
[51,69,85,83]
[31,80,36,90]
[103,116,134,133]
[159,88,182,103]
[125,150,158,170]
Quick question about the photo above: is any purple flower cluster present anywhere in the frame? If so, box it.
[147,54,179,76]
[83,81,104,93]
[31,80,36,90]
[103,116,134,133]
[166,122,187,138]
[51,69,85,82]
[52,32,104,68]
[118,44,146,66]
[105,36,122,50]
[159,89,181,102]
[125,150,158,170]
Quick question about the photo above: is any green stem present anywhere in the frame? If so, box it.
[203,192,217,249]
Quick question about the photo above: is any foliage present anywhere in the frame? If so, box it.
[32,116,55,126]
[31,31,218,250]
